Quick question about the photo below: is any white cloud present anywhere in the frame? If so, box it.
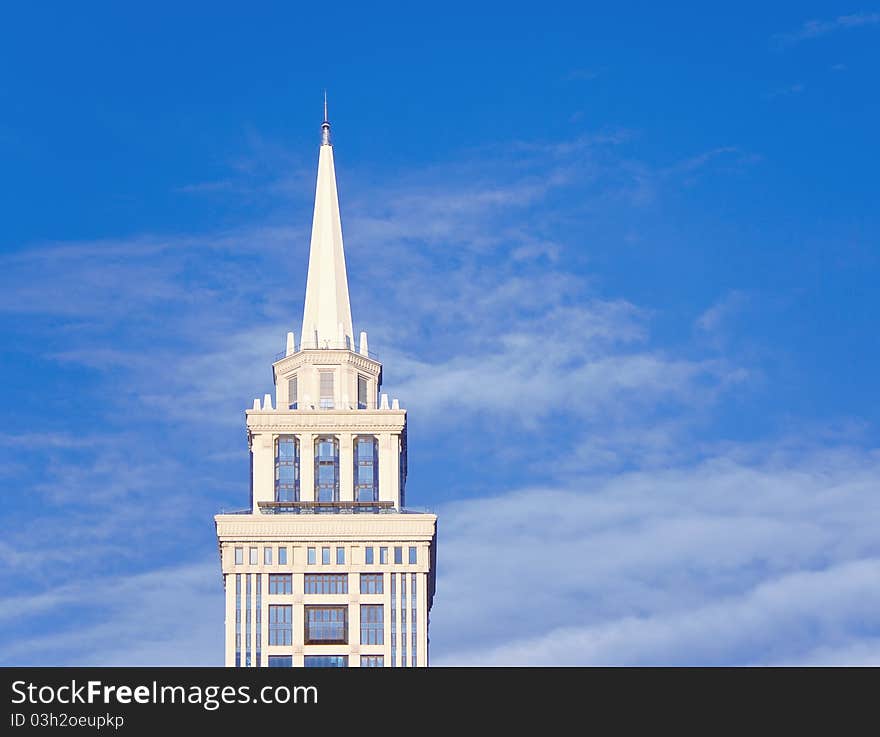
[431,444,880,665]
[0,562,223,666]
[775,13,880,47]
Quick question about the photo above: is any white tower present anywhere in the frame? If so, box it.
[215,103,437,668]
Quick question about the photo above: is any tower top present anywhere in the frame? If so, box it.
[301,102,353,349]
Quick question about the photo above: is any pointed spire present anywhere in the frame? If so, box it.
[321,91,331,147]
[301,101,354,350]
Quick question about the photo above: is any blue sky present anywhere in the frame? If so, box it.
[1,2,879,665]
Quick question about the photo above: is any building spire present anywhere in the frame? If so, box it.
[301,102,353,350]
[321,91,331,146]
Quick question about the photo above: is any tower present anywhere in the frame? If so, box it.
[214,103,437,668]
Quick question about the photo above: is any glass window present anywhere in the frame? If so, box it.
[364,546,374,565]
[269,574,292,595]
[314,437,339,502]
[319,371,334,409]
[409,546,417,565]
[354,436,379,503]
[361,655,384,667]
[360,604,384,645]
[234,547,243,565]
[264,547,273,565]
[304,574,348,595]
[321,546,330,565]
[235,574,241,667]
[304,655,347,668]
[288,376,298,410]
[304,606,348,644]
[360,573,383,595]
[307,547,316,565]
[394,546,403,565]
[275,436,300,502]
[357,375,368,409]
[268,656,292,668]
[336,546,345,564]
[278,547,287,565]
[380,547,388,565]
[249,547,258,565]
[268,605,292,646]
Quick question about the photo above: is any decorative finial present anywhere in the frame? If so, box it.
[321,91,331,146]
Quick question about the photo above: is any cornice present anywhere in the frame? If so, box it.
[246,410,406,433]
[273,349,381,376]
[215,512,437,540]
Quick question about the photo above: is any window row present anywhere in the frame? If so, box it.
[275,435,379,503]
[233,545,419,566]
[270,655,378,668]
[286,373,374,411]
[364,545,419,565]
[263,604,386,646]
[268,574,385,595]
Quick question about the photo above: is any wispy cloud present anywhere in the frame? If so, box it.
[767,83,806,99]
[433,443,880,665]
[1,126,874,667]
[775,12,880,47]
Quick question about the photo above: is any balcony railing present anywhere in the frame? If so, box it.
[274,341,379,362]
[258,500,396,515]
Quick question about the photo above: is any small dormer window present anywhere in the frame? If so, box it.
[357,375,368,409]
[319,371,334,409]
[288,376,298,410]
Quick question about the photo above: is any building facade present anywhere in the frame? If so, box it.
[214,107,437,668]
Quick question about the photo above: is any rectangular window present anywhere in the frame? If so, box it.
[321,546,330,565]
[245,575,251,666]
[380,547,388,565]
[278,547,288,565]
[394,546,403,564]
[235,574,241,667]
[336,546,345,564]
[360,573,383,595]
[234,547,243,565]
[360,604,384,645]
[275,436,299,502]
[269,574,292,595]
[264,547,273,565]
[288,376,298,410]
[307,547,316,565]
[268,605,292,646]
[364,546,374,565]
[409,546,417,564]
[319,371,334,409]
[268,656,292,667]
[249,547,258,565]
[304,655,347,668]
[303,574,348,595]
[357,375,368,409]
[354,436,379,502]
[361,655,384,667]
[304,606,348,644]
[255,575,261,666]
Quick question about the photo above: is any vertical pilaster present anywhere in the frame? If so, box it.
[339,433,353,502]
[225,573,235,667]
[300,433,315,502]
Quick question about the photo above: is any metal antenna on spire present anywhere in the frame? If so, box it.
[321,91,331,146]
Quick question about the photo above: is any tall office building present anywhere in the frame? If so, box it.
[214,105,437,668]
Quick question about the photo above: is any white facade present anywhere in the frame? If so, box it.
[214,107,437,668]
